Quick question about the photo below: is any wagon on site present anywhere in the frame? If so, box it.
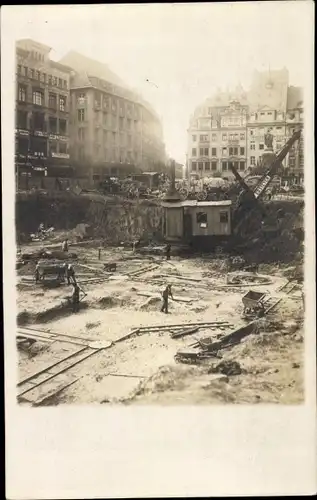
[36,260,66,284]
[242,290,266,316]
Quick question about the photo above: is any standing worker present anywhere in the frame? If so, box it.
[161,284,173,314]
[71,282,85,313]
[165,243,171,260]
[62,239,69,252]
[66,263,76,285]
[35,263,40,283]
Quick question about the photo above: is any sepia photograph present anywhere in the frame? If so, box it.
[2,2,315,498]
[8,3,311,408]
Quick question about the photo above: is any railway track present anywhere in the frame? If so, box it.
[17,346,103,405]
[278,280,299,295]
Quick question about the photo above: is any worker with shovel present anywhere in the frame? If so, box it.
[161,284,173,314]
[71,282,86,313]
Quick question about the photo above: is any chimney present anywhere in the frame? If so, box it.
[162,158,181,202]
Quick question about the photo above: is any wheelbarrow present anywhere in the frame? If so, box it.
[242,290,266,318]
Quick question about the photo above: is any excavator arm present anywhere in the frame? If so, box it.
[230,128,302,236]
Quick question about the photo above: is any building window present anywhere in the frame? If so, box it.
[49,117,57,134]
[240,133,245,140]
[34,70,39,81]
[250,143,256,150]
[78,128,85,142]
[111,98,117,112]
[192,135,197,142]
[17,64,22,74]
[59,96,66,111]
[250,156,256,165]
[48,93,57,109]
[41,72,46,83]
[52,76,57,86]
[78,109,85,122]
[222,133,227,141]
[198,162,204,170]
[222,147,227,156]
[112,132,117,144]
[50,142,57,154]
[211,148,217,156]
[59,119,66,135]
[28,68,34,79]
[240,147,245,155]
[196,212,207,224]
[59,143,67,154]
[229,147,238,156]
[222,162,228,171]
[205,162,210,171]
[21,66,27,76]
[219,211,228,223]
[32,90,44,106]
[200,134,209,142]
[32,112,45,131]
[58,78,62,88]
[199,148,204,156]
[192,148,197,156]
[18,85,26,102]
[17,136,29,155]
[103,113,109,127]
[211,162,217,171]
[239,161,245,171]
[48,75,52,86]
[204,147,209,156]
[17,110,27,129]
[192,162,197,171]
[259,144,264,150]
[250,129,254,136]
[212,134,217,141]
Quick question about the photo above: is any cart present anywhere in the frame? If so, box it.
[242,290,266,317]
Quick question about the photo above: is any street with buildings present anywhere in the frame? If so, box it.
[15,39,305,407]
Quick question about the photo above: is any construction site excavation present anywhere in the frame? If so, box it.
[16,131,305,406]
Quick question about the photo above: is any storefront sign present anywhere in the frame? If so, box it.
[15,129,29,136]
[34,130,48,137]
[49,134,68,141]
[51,152,70,159]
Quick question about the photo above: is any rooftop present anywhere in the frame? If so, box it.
[59,51,126,88]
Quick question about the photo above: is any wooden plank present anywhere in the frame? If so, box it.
[159,274,202,282]
[136,292,194,303]
[171,327,199,339]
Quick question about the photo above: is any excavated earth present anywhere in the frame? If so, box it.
[16,241,304,406]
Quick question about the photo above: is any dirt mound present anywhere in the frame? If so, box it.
[96,295,119,309]
[133,365,197,397]
[17,301,89,326]
[138,296,161,311]
[243,201,304,264]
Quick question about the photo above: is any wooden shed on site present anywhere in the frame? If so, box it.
[161,199,232,248]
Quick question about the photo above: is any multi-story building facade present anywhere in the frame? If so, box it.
[285,86,304,184]
[187,88,248,180]
[59,51,166,180]
[187,69,304,182]
[15,39,72,181]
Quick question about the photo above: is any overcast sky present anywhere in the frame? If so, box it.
[5,2,313,163]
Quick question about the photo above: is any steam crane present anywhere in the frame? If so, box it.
[229,129,302,238]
